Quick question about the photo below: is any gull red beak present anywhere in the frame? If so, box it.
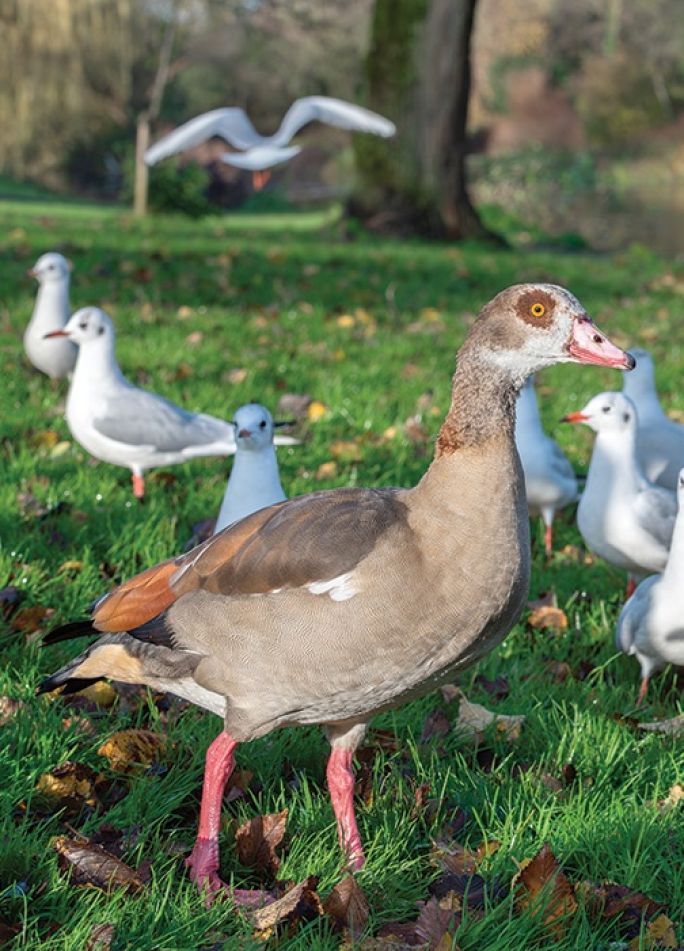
[562,411,589,424]
[43,329,70,339]
[238,428,251,438]
[567,316,635,370]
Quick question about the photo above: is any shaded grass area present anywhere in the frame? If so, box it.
[1,198,683,948]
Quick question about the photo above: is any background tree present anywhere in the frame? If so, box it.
[350,0,498,241]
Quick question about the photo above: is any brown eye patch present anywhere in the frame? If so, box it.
[516,290,556,329]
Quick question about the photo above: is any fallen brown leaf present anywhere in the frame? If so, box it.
[250,877,322,939]
[420,708,451,743]
[455,692,525,742]
[516,843,577,938]
[324,875,369,939]
[28,429,60,450]
[650,783,684,815]
[473,675,510,700]
[431,839,500,875]
[97,729,165,771]
[236,809,288,878]
[35,762,100,814]
[0,696,25,726]
[528,605,568,631]
[307,400,328,421]
[631,913,678,949]
[84,922,115,950]
[53,836,145,894]
[316,461,339,481]
[578,880,666,940]
[277,393,312,419]
[329,440,362,463]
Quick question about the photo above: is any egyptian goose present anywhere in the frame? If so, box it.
[616,468,684,704]
[564,392,677,595]
[39,284,632,901]
[144,96,395,190]
[215,403,296,534]
[24,252,77,379]
[515,376,578,555]
[622,348,684,490]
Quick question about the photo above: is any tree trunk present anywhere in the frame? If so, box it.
[133,114,150,217]
[350,0,501,242]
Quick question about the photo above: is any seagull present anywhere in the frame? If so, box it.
[563,392,677,595]
[44,307,241,500]
[144,96,396,188]
[622,348,684,490]
[616,467,684,705]
[39,284,633,902]
[24,252,77,379]
[215,403,296,534]
[514,376,578,555]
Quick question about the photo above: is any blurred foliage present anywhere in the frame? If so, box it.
[122,158,213,217]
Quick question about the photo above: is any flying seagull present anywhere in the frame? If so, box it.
[145,96,396,187]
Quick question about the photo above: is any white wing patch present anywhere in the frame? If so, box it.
[308,571,359,602]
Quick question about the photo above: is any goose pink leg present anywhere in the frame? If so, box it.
[186,732,237,903]
[326,748,365,871]
[132,473,145,500]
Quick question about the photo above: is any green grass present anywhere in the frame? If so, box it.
[1,196,683,950]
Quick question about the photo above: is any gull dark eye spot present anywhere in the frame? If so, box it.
[259,420,266,429]
[623,412,630,422]
[602,406,611,413]
[79,322,88,330]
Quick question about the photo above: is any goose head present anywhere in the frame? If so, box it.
[466,283,634,383]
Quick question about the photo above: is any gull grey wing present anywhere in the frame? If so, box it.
[548,441,576,482]
[145,108,259,165]
[634,486,677,549]
[93,388,233,452]
[615,575,657,652]
[274,96,396,147]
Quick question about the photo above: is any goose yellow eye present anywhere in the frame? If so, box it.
[530,302,546,318]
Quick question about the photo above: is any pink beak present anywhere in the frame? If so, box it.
[43,329,70,339]
[567,316,635,370]
[238,428,251,438]
[562,411,590,424]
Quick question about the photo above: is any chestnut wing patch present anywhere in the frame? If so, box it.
[173,487,408,597]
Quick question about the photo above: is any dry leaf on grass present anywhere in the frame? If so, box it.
[455,692,525,742]
[649,783,684,814]
[431,839,500,876]
[53,837,145,893]
[638,715,684,736]
[515,843,577,938]
[35,762,100,813]
[329,440,362,463]
[72,681,118,708]
[378,895,461,950]
[84,923,115,951]
[578,880,666,941]
[527,591,568,631]
[236,809,288,878]
[316,461,338,480]
[631,913,678,949]
[324,875,369,939]
[0,696,25,726]
[250,877,322,939]
[473,675,510,700]
[97,729,166,771]
[420,708,451,743]
[307,400,328,421]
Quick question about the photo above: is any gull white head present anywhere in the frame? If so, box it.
[231,403,294,452]
[562,391,637,434]
[44,306,114,346]
[468,283,634,383]
[28,252,72,284]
